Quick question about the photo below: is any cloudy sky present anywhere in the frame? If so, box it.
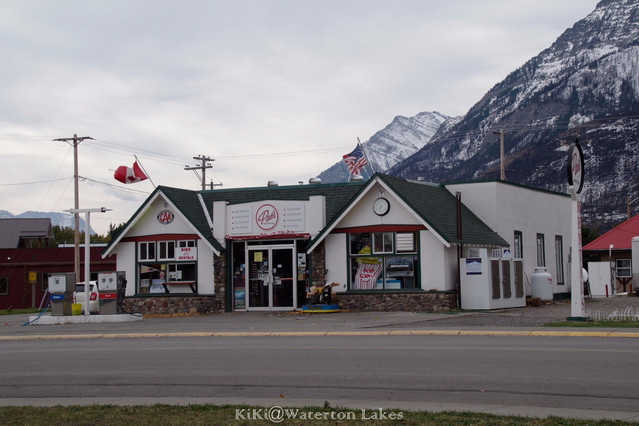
[0,0,599,234]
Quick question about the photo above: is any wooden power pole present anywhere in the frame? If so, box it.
[184,155,215,190]
[493,129,506,181]
[52,134,94,282]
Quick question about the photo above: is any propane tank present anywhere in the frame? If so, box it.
[531,267,553,301]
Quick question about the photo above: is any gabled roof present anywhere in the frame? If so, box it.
[0,218,54,249]
[308,173,508,252]
[104,174,508,257]
[583,215,639,252]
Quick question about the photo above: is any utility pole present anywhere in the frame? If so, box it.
[208,180,223,190]
[52,134,94,282]
[184,155,214,190]
[492,129,506,180]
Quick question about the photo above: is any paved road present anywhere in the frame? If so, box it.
[2,333,639,422]
[2,296,639,421]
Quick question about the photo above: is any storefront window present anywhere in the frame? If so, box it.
[137,240,197,294]
[139,242,155,261]
[349,232,418,290]
[158,241,175,260]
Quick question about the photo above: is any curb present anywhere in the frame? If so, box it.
[2,329,639,340]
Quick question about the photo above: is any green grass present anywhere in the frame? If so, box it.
[0,405,635,425]
[546,320,639,328]
[0,308,40,316]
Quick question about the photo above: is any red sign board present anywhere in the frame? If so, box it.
[567,141,584,194]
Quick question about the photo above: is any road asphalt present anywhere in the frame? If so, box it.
[3,296,639,422]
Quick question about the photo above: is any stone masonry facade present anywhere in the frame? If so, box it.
[335,291,457,312]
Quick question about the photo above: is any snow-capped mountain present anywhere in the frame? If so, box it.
[1,211,95,234]
[318,111,452,183]
[389,0,639,232]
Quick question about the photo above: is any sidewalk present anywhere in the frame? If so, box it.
[3,296,639,339]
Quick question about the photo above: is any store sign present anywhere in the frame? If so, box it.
[255,204,279,231]
[567,140,585,194]
[157,209,174,225]
[228,201,306,236]
[176,247,197,261]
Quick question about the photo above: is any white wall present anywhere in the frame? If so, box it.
[114,242,136,297]
[446,182,571,296]
[197,239,215,295]
[324,233,347,292]
[129,196,196,237]
[419,230,450,291]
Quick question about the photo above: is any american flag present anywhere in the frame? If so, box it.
[342,144,368,175]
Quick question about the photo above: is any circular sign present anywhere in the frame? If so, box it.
[567,141,584,194]
[157,209,174,225]
[255,204,278,231]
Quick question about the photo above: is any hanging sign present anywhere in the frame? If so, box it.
[567,140,585,194]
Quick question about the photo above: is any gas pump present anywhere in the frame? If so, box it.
[48,273,75,316]
[97,271,126,314]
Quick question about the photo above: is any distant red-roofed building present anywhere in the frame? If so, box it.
[583,215,639,293]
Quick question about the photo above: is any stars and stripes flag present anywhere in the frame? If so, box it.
[114,161,148,184]
[342,144,368,175]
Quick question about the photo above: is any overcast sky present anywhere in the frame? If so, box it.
[0,0,599,234]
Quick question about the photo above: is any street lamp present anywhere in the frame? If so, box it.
[65,207,111,316]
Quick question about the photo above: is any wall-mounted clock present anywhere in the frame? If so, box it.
[373,197,390,216]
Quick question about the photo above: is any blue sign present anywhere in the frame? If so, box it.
[51,294,65,300]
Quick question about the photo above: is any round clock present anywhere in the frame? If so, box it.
[373,197,390,216]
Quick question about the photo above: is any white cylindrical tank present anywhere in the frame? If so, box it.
[531,267,553,301]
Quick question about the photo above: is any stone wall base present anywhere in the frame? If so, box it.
[335,292,457,312]
[123,295,224,315]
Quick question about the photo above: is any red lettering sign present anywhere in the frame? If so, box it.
[157,210,174,225]
[255,204,278,231]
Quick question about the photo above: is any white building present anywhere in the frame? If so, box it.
[103,173,572,314]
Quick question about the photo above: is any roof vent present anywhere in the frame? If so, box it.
[350,175,364,182]
[267,181,278,187]
[309,177,322,184]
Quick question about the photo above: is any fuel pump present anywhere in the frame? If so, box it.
[48,273,75,316]
[97,272,118,314]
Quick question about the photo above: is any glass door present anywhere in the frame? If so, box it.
[246,245,296,310]
[247,248,270,309]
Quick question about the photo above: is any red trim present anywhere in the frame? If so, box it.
[121,234,200,243]
[332,225,426,233]
[226,232,311,241]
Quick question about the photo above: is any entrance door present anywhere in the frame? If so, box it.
[246,245,296,310]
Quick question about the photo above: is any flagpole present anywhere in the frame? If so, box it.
[134,155,156,188]
[357,137,376,176]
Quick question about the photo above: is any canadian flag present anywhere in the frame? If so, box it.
[114,161,148,184]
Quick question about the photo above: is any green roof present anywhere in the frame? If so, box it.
[378,174,507,246]
[104,174,507,258]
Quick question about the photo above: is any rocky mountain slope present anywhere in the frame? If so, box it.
[318,111,451,183]
[388,0,639,232]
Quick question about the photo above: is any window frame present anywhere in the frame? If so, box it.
[616,258,632,278]
[139,241,156,261]
[513,231,523,259]
[157,241,176,261]
[348,231,419,291]
[555,235,564,285]
[0,277,8,295]
[536,233,545,267]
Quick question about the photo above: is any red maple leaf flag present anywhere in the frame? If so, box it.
[114,161,148,184]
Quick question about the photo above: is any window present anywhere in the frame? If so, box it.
[178,240,196,248]
[555,236,564,284]
[348,232,418,290]
[616,259,632,278]
[139,242,155,261]
[158,241,175,260]
[513,231,523,259]
[0,277,7,295]
[536,234,545,267]
[373,232,393,254]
